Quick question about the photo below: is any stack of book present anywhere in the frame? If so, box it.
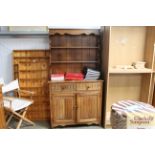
[65,73,84,80]
[51,74,64,81]
[84,68,101,80]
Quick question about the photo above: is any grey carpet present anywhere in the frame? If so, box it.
[9,119,103,129]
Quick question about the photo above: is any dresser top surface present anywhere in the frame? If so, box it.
[49,29,100,35]
[49,80,103,84]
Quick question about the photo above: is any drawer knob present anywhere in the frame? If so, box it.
[61,86,66,90]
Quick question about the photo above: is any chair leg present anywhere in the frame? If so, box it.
[6,114,14,126]
[16,110,26,129]
[16,117,23,129]
[15,108,35,129]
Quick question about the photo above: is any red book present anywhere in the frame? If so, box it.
[65,73,84,77]
[65,77,84,80]
[65,73,84,80]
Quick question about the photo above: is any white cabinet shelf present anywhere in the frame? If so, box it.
[109,68,153,74]
[101,26,155,128]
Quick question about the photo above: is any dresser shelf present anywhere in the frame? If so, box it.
[50,61,99,64]
[50,46,99,49]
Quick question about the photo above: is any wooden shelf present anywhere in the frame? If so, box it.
[20,86,46,89]
[50,61,99,64]
[50,46,99,49]
[19,78,48,80]
[18,69,48,72]
[13,56,49,59]
[109,68,153,74]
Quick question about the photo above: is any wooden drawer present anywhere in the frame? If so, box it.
[51,83,76,92]
[76,82,101,91]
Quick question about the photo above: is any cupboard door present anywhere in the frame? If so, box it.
[76,92,101,124]
[51,93,76,127]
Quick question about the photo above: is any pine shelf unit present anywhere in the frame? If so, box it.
[13,50,50,121]
[49,29,103,128]
[101,26,155,127]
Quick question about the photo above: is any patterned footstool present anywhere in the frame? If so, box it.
[110,100,155,129]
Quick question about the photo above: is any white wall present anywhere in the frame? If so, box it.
[0,36,49,83]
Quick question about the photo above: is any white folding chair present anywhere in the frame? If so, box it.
[0,78,35,129]
[0,78,5,85]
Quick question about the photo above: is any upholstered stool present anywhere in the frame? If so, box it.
[110,100,155,129]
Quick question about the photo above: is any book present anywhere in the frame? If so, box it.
[65,73,84,80]
[51,74,64,81]
[84,68,101,80]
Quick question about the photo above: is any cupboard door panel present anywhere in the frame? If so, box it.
[51,93,76,127]
[76,92,101,124]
